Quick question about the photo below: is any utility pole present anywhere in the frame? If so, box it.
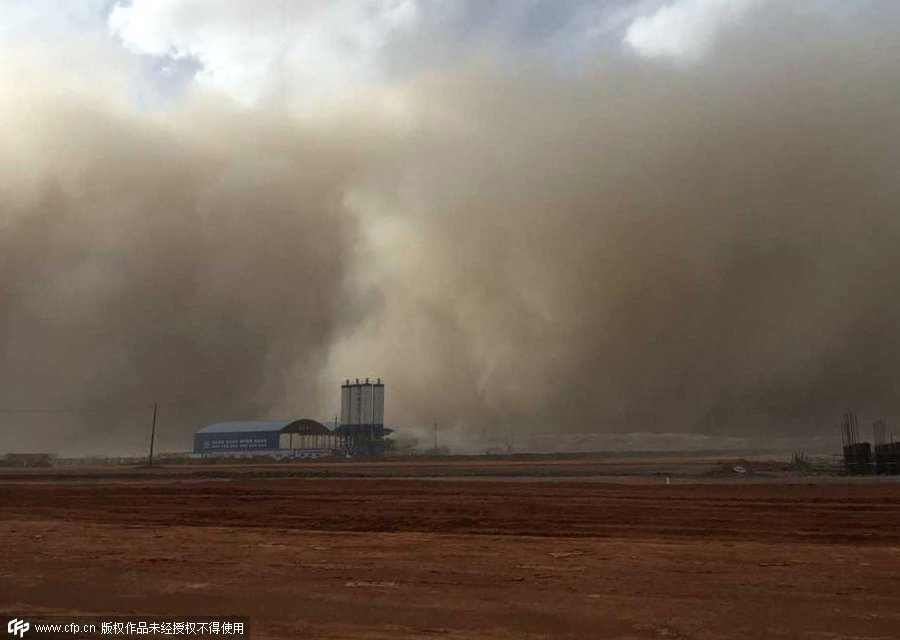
[148,401,158,468]
[433,422,438,454]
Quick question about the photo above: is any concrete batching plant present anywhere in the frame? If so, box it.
[336,378,386,456]
[192,378,388,457]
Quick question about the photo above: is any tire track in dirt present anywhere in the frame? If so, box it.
[2,479,898,544]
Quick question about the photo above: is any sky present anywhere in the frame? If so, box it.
[1,0,899,454]
[1,1,802,104]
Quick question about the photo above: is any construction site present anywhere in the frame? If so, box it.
[1,388,899,638]
[840,413,900,475]
[5,1,900,638]
[191,379,389,459]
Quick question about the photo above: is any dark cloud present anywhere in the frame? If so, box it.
[0,91,359,453]
[334,8,900,447]
[2,3,900,454]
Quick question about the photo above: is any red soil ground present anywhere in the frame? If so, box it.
[1,468,899,639]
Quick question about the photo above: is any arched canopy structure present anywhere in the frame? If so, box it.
[194,419,337,454]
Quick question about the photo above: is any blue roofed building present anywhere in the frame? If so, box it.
[193,419,338,458]
[194,378,389,457]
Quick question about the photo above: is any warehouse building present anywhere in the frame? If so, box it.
[194,378,388,458]
[193,419,338,458]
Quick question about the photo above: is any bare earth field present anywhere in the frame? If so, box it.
[1,459,899,639]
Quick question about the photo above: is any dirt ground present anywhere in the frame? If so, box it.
[1,462,899,639]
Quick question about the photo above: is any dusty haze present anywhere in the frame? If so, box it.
[2,4,900,454]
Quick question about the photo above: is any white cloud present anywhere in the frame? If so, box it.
[624,0,765,62]
[0,0,113,39]
[111,1,752,106]
[108,0,419,106]
[105,0,779,104]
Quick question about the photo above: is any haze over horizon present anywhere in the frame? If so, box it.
[2,0,900,454]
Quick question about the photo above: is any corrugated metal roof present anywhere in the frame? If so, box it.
[196,420,294,435]
[196,419,335,435]
[287,419,332,435]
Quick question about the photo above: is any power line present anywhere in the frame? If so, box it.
[0,408,137,414]
[0,403,165,413]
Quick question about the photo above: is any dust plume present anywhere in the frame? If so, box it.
[0,44,360,453]
[2,4,900,453]
[322,8,900,449]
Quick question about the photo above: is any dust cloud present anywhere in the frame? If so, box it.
[2,7,900,453]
